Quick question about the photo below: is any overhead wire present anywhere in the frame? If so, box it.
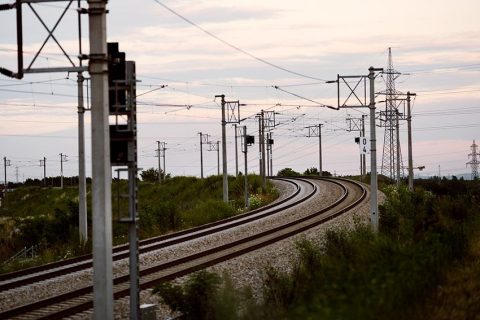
[152,0,328,82]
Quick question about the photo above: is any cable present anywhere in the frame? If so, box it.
[152,0,327,81]
[273,86,336,109]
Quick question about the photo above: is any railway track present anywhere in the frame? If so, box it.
[0,177,367,319]
[0,178,308,293]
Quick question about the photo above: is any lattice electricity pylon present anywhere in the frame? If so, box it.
[466,140,479,180]
[0,0,87,79]
[377,48,405,182]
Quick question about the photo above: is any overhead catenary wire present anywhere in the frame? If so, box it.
[152,0,328,82]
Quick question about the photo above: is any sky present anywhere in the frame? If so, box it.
[0,0,479,183]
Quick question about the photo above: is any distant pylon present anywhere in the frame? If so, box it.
[466,140,479,180]
[381,48,404,182]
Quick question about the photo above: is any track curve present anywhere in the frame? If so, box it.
[0,177,367,319]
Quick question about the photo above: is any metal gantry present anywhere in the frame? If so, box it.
[0,0,90,245]
[306,124,323,176]
[328,67,383,232]
[216,95,241,202]
[347,115,367,179]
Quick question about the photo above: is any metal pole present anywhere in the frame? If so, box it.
[234,124,238,176]
[126,60,139,320]
[128,166,139,319]
[319,124,323,177]
[269,132,273,176]
[3,157,6,188]
[369,67,380,232]
[77,0,88,244]
[218,95,228,202]
[362,115,366,178]
[261,110,266,190]
[217,141,220,176]
[60,153,64,189]
[243,126,249,207]
[407,92,415,191]
[78,73,88,241]
[199,132,204,179]
[156,141,161,183]
[258,114,263,179]
[396,110,401,186]
[88,1,113,318]
[266,132,270,177]
[162,144,166,180]
[43,157,46,186]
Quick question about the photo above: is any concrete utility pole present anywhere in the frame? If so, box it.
[233,124,239,176]
[77,73,88,240]
[369,67,382,232]
[156,141,161,183]
[198,132,209,179]
[77,3,88,243]
[161,142,166,181]
[242,126,249,207]
[318,124,323,176]
[217,141,220,176]
[258,113,263,181]
[267,132,274,176]
[257,110,267,190]
[266,132,270,177]
[269,133,273,176]
[407,92,416,191]
[216,94,229,203]
[261,112,266,188]
[88,0,113,318]
[199,133,203,179]
[395,110,401,186]
[361,115,367,178]
[59,153,67,189]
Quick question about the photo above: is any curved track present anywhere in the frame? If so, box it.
[0,178,310,292]
[0,177,367,319]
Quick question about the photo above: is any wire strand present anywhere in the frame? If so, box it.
[152,0,327,81]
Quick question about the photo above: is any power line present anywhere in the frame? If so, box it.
[273,85,335,109]
[152,0,327,81]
